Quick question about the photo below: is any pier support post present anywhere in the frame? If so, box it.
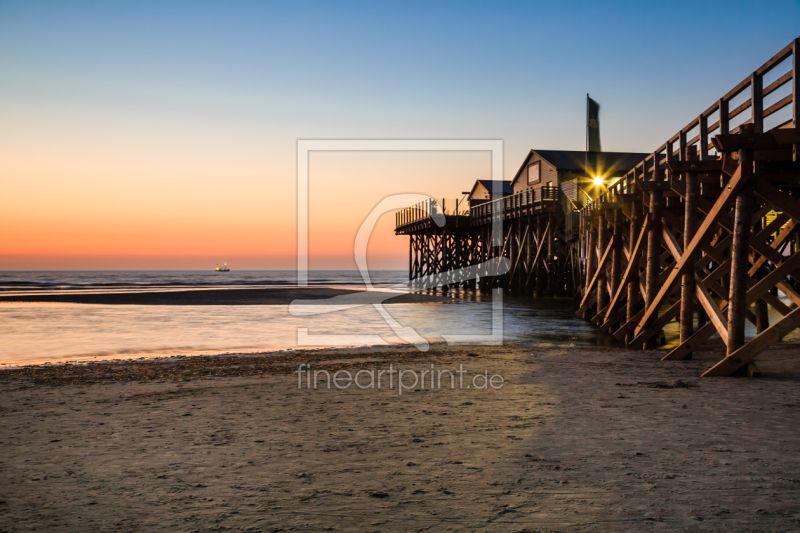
[680,146,699,358]
[547,213,555,296]
[525,215,533,296]
[644,164,663,349]
[610,209,623,298]
[584,223,597,319]
[727,146,754,355]
[596,213,609,314]
[626,200,642,343]
[536,215,546,296]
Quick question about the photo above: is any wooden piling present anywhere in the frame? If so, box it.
[610,209,623,300]
[596,213,609,313]
[584,224,597,319]
[727,142,754,355]
[680,146,699,357]
[626,200,641,343]
[644,164,663,349]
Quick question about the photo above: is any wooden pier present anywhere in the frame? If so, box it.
[396,36,799,376]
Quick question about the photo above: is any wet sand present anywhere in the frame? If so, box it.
[2,342,800,531]
[0,287,458,305]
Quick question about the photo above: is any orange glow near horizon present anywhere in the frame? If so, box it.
[1,136,492,270]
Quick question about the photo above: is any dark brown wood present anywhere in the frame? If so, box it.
[596,213,609,313]
[643,162,663,348]
[727,140,755,355]
[583,225,597,319]
[794,38,798,163]
[626,202,643,343]
[756,298,769,333]
[680,146,699,356]
[610,209,623,299]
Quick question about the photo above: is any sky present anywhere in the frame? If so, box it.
[1,0,798,270]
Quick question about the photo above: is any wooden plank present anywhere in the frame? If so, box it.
[524,220,549,294]
[661,225,729,345]
[763,70,793,98]
[772,128,800,145]
[506,224,529,288]
[603,214,651,322]
[747,251,800,305]
[635,163,747,337]
[753,180,800,223]
[663,322,717,361]
[615,308,644,340]
[794,38,798,163]
[578,237,614,309]
[752,72,764,133]
[665,160,723,173]
[600,304,630,333]
[755,41,795,77]
[702,306,800,377]
[764,94,793,120]
[712,132,780,152]
[629,299,680,347]
[694,274,729,347]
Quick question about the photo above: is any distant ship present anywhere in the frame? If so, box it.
[215,262,230,272]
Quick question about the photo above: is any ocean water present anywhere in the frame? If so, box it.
[3,271,783,366]
[0,270,408,291]
[0,271,622,365]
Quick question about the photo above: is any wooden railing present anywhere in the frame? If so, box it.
[582,36,798,215]
[470,185,560,223]
[395,198,468,228]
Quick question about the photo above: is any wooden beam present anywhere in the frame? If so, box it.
[578,237,614,309]
[603,214,651,322]
[753,180,800,224]
[635,163,747,338]
[663,322,717,361]
[703,306,800,377]
[694,274,729,347]
[661,226,729,346]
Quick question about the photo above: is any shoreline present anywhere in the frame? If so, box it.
[3,342,800,530]
[0,286,462,306]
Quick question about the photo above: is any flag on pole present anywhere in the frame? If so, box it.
[587,95,601,152]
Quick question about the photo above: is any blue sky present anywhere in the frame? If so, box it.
[2,0,798,167]
[1,1,798,268]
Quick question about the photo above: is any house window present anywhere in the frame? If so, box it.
[527,161,540,185]
[546,181,552,187]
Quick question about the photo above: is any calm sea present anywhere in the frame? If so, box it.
[0,270,408,291]
[0,270,748,366]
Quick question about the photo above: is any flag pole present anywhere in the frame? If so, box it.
[585,93,589,181]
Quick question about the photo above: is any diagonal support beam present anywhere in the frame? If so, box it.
[635,164,747,337]
[703,307,800,377]
[603,214,651,322]
[663,250,800,360]
[578,237,615,311]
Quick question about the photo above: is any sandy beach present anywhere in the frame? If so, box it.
[3,341,800,532]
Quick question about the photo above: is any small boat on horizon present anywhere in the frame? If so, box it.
[215,262,230,272]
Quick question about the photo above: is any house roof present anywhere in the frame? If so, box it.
[536,150,649,173]
[510,150,650,187]
[469,180,513,198]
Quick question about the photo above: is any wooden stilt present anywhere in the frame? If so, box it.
[596,213,609,313]
[626,200,642,343]
[727,143,754,355]
[680,146,699,358]
[584,224,597,319]
[610,209,623,300]
[644,165,663,349]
